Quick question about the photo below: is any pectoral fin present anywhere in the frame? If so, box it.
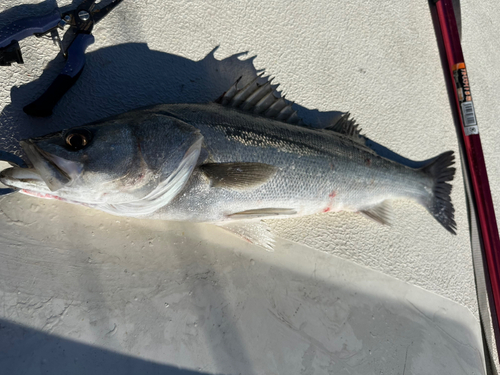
[200,162,277,190]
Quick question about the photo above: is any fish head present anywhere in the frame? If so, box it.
[0,112,203,212]
[17,124,137,194]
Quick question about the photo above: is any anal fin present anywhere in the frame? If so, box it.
[217,221,275,252]
[359,201,392,225]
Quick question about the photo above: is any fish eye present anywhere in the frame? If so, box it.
[65,129,92,150]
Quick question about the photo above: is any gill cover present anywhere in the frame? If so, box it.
[92,135,203,217]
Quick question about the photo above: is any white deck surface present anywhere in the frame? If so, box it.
[1,1,498,373]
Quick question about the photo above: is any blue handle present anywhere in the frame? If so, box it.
[62,33,95,78]
[23,33,94,117]
[0,9,61,48]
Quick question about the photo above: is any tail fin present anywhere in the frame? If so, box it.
[420,151,457,234]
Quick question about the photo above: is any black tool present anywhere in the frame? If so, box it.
[0,0,124,117]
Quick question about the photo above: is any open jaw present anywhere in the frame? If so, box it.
[0,140,83,193]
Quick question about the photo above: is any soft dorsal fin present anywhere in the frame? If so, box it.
[215,75,302,125]
[325,112,365,146]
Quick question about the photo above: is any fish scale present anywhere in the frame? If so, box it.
[149,103,434,223]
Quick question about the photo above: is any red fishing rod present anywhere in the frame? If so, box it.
[431,0,500,367]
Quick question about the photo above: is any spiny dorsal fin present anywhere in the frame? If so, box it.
[200,162,278,190]
[216,75,368,142]
[326,112,364,143]
[215,75,303,125]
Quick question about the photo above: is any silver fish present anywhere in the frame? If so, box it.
[0,76,456,250]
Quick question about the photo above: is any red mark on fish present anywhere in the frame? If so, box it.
[321,191,337,213]
[21,189,63,200]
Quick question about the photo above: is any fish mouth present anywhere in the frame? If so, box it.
[0,141,83,192]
